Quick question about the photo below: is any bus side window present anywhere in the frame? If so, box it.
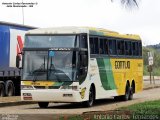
[94,37,99,54]
[89,37,94,54]
[104,39,109,55]
[117,40,124,55]
[138,42,142,56]
[99,38,106,54]
[109,39,117,55]
[109,40,112,54]
[132,42,138,56]
[89,37,99,54]
[125,41,131,56]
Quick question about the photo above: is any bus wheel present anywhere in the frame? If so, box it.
[38,102,49,108]
[5,80,15,96]
[84,86,95,107]
[122,83,130,101]
[0,81,5,97]
[129,86,133,100]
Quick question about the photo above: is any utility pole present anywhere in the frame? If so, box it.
[22,0,24,25]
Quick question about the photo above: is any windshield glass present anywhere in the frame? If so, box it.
[25,35,79,48]
[22,51,77,81]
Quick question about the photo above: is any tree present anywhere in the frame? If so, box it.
[112,0,139,8]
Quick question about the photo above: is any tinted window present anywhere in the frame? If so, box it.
[125,41,132,56]
[117,40,124,55]
[99,38,108,54]
[25,35,79,48]
[89,37,99,54]
[109,39,117,55]
[132,42,138,56]
[138,42,142,56]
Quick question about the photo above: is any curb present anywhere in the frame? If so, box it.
[143,85,160,90]
[0,101,35,107]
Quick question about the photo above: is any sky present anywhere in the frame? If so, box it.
[0,0,160,45]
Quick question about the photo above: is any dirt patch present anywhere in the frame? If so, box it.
[0,96,20,103]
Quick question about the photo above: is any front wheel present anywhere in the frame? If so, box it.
[38,102,49,108]
[84,87,95,107]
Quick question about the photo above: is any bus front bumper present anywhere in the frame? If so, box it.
[21,89,83,103]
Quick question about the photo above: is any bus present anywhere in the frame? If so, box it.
[21,27,143,108]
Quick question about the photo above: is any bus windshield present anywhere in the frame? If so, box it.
[24,35,79,48]
[22,51,77,81]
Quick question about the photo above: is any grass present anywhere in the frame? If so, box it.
[59,100,160,120]
[119,100,160,119]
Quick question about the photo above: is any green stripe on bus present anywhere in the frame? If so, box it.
[97,58,116,90]
[54,82,64,86]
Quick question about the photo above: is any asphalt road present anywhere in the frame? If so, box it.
[0,88,160,115]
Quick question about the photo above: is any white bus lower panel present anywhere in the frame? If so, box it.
[21,89,83,103]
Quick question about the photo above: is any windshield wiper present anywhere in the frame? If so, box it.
[31,56,46,82]
[48,57,61,81]
[48,57,71,81]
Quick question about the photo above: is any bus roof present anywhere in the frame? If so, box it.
[26,26,141,40]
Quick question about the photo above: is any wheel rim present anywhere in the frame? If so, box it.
[126,85,130,99]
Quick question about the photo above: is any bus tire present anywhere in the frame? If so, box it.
[129,86,133,100]
[0,81,5,97]
[5,80,15,96]
[38,102,49,108]
[122,82,130,101]
[84,86,95,107]
[114,96,120,101]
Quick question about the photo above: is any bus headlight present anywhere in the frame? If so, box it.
[21,85,34,90]
[61,85,78,91]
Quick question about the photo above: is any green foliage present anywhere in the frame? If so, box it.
[143,47,160,76]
